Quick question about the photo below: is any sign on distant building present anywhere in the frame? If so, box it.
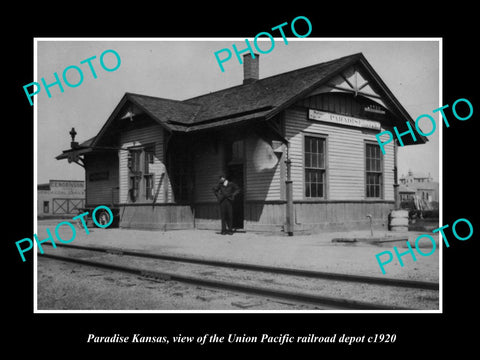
[50,180,85,189]
[38,180,85,218]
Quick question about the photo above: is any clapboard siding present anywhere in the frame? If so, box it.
[285,106,395,201]
[119,124,171,203]
[245,134,282,201]
[85,152,118,206]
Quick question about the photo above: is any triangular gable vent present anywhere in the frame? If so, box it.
[308,65,388,109]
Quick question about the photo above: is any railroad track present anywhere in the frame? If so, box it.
[38,243,439,310]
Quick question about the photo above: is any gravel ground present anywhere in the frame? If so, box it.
[36,221,440,280]
[37,257,327,311]
[35,220,441,311]
[37,247,438,310]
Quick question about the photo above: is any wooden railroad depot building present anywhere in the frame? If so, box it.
[57,52,426,233]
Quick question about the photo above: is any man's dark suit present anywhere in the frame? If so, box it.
[212,181,240,234]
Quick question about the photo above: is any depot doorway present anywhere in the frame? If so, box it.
[225,139,245,230]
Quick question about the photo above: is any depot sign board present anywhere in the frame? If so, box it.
[308,109,381,131]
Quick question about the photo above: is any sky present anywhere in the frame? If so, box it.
[35,39,440,185]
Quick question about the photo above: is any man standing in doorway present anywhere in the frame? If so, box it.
[212,175,241,235]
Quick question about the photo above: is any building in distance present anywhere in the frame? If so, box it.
[399,170,439,210]
[37,180,85,219]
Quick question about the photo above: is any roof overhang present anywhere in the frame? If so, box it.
[57,52,427,160]
[91,94,172,148]
[264,53,427,145]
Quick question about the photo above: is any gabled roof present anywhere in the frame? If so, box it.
[183,53,361,124]
[127,93,201,126]
[91,93,197,147]
[69,52,427,151]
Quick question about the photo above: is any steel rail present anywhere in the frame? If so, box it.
[38,252,414,310]
[41,242,439,290]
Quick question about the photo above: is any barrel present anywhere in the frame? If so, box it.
[389,209,409,232]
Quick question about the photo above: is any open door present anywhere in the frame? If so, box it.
[226,163,244,229]
[226,139,245,229]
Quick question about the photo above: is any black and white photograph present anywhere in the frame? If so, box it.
[33,39,441,312]
[6,8,479,354]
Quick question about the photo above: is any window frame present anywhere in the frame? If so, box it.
[127,143,156,203]
[129,174,140,202]
[364,141,384,199]
[144,145,155,174]
[144,173,155,200]
[43,201,49,213]
[128,148,143,174]
[303,134,328,200]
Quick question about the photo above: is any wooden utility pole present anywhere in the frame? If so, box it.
[285,151,294,236]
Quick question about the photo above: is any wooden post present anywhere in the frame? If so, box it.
[285,155,294,236]
[393,140,400,209]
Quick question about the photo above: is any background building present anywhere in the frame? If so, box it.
[399,170,439,210]
[37,180,85,219]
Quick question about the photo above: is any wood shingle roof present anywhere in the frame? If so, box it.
[182,53,361,125]
[64,51,427,152]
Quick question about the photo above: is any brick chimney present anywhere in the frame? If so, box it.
[243,53,259,84]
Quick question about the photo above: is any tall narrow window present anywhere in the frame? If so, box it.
[129,175,140,202]
[127,145,156,202]
[129,149,142,174]
[144,145,155,201]
[144,174,154,200]
[304,136,326,198]
[144,145,155,173]
[366,143,383,198]
[128,148,142,202]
